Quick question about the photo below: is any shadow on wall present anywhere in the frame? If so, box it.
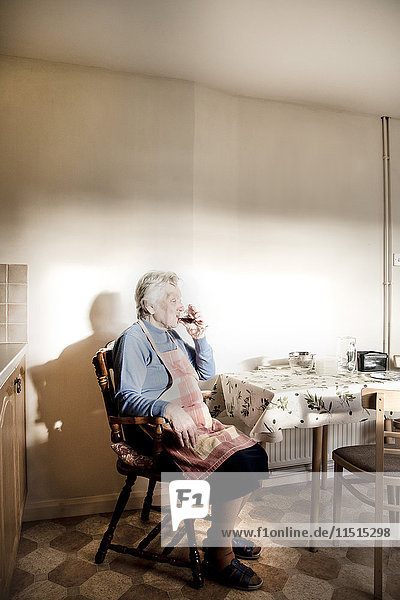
[30,292,127,501]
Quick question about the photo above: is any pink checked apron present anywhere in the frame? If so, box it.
[138,320,256,473]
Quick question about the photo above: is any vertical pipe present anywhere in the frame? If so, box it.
[382,116,391,356]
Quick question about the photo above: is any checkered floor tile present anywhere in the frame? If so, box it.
[10,509,399,600]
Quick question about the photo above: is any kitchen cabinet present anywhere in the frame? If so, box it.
[0,347,26,600]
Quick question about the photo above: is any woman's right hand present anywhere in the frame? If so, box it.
[163,404,198,448]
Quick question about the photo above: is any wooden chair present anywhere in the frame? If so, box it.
[92,347,204,588]
[332,388,400,600]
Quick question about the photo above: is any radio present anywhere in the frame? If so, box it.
[357,351,388,372]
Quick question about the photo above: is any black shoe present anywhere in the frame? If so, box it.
[202,556,263,591]
[232,536,261,560]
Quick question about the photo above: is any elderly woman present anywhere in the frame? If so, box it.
[113,271,268,591]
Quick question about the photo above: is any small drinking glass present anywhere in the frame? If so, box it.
[179,308,197,324]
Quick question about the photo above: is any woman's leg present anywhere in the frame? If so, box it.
[207,443,268,562]
[206,495,243,568]
[203,495,263,589]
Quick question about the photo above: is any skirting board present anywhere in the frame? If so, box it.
[23,489,160,522]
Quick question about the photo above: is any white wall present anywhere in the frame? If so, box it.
[0,56,396,518]
[193,85,384,370]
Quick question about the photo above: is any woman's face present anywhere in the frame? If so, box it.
[146,283,184,330]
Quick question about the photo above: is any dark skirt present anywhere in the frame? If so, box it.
[217,442,269,473]
[159,439,269,501]
[211,443,269,501]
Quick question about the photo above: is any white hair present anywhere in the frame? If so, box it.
[135,271,179,319]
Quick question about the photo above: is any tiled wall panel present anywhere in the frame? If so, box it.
[0,264,27,342]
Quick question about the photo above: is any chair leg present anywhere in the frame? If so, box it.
[321,425,329,490]
[141,478,157,521]
[184,519,203,588]
[388,485,396,523]
[374,545,383,600]
[95,473,137,564]
[397,485,400,524]
[333,462,343,523]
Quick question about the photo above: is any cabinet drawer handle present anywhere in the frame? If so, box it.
[14,377,22,394]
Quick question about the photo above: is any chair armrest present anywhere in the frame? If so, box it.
[109,415,166,465]
[109,415,166,425]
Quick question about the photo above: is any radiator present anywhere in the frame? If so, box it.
[266,421,376,469]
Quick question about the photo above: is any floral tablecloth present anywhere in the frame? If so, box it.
[220,368,400,443]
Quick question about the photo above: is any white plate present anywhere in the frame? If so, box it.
[257,365,289,371]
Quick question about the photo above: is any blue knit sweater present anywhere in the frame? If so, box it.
[113,319,215,417]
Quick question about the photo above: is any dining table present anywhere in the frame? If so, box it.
[218,367,400,474]
[208,366,400,551]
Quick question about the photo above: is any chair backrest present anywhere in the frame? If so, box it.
[93,347,123,443]
[361,388,400,471]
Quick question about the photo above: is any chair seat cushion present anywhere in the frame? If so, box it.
[111,442,155,470]
[333,444,400,473]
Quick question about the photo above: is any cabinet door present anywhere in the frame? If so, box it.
[14,360,26,518]
[0,370,18,598]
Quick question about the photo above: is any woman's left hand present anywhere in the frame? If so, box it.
[181,304,207,339]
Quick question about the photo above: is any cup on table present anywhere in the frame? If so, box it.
[315,356,337,376]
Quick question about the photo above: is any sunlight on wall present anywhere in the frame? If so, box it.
[193,207,381,372]
[192,265,334,372]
